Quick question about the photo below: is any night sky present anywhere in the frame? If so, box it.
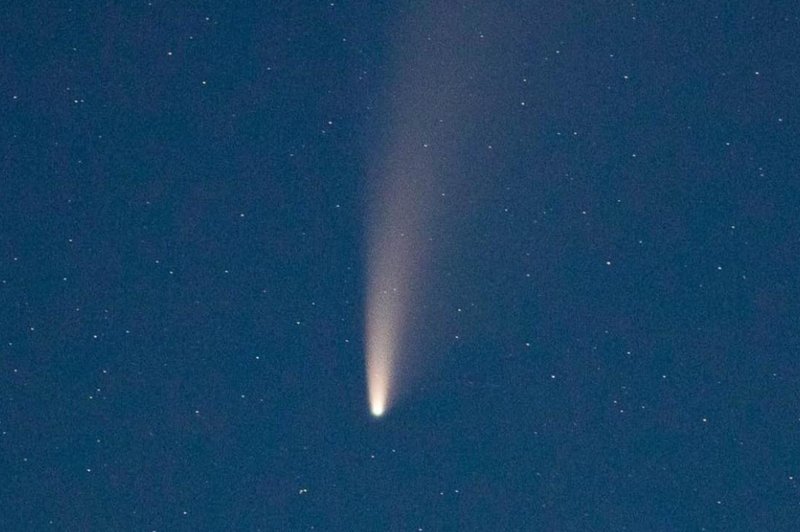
[2,2,800,530]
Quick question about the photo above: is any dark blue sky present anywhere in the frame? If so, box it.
[2,2,799,530]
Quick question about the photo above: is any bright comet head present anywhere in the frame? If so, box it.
[370,400,385,418]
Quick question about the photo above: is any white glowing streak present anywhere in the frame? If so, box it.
[365,195,421,418]
[365,4,511,418]
[365,2,461,417]
[366,264,402,418]
[366,318,390,417]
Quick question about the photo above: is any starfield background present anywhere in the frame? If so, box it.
[2,2,800,530]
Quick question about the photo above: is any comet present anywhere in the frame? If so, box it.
[364,2,511,417]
